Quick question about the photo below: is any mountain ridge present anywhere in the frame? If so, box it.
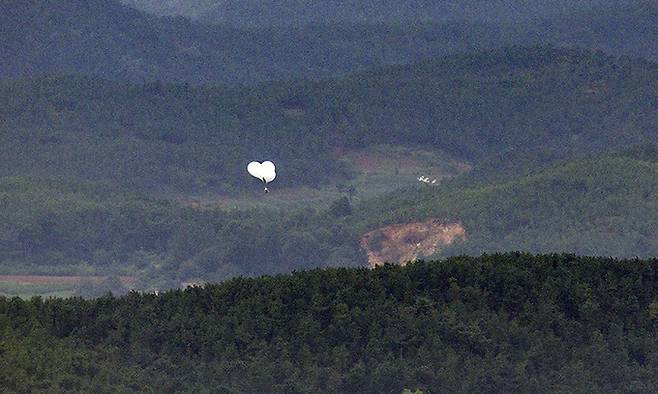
[3,0,657,85]
[2,47,656,194]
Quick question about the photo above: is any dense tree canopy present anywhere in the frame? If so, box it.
[2,47,656,194]
[1,254,657,392]
[1,1,657,390]
[2,0,657,86]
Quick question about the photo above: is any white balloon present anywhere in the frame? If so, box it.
[247,161,276,184]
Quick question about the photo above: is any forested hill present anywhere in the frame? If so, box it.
[0,0,519,84]
[2,47,656,193]
[355,148,658,258]
[2,254,657,392]
[3,0,658,85]
[2,147,655,289]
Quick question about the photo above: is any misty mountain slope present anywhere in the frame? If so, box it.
[0,75,349,193]
[0,176,365,283]
[122,0,638,26]
[2,254,658,392]
[0,0,281,84]
[189,0,658,63]
[311,46,657,160]
[1,147,656,286]
[0,0,520,84]
[1,47,657,194]
[535,1,658,62]
[120,0,217,18]
[3,0,658,85]
[355,148,658,258]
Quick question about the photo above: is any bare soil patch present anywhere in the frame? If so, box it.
[361,219,466,267]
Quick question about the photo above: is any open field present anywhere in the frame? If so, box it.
[178,145,470,211]
[0,275,137,298]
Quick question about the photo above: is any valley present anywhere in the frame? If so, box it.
[1,1,657,391]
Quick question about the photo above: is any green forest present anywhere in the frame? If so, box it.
[1,46,656,291]
[357,149,658,258]
[2,0,658,391]
[2,0,657,85]
[1,254,657,392]
[2,47,656,192]
[2,45,657,289]
[1,147,655,293]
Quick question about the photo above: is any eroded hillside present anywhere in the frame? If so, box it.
[361,219,466,267]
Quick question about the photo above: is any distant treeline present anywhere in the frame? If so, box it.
[2,47,657,192]
[1,47,656,288]
[1,146,656,287]
[3,0,656,86]
[1,253,657,392]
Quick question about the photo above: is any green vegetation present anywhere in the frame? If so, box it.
[124,0,614,23]
[206,144,465,211]
[2,2,657,389]
[0,0,522,85]
[0,281,76,299]
[0,176,365,286]
[1,147,655,290]
[2,47,656,194]
[356,149,658,258]
[4,0,656,88]
[2,16,657,292]
[0,177,175,274]
[1,254,657,392]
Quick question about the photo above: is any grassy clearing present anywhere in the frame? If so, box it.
[0,275,137,298]
[181,145,470,211]
[0,281,77,299]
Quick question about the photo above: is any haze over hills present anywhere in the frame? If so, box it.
[0,0,514,84]
[3,0,657,86]
[1,1,658,389]
[120,0,218,18]
[2,47,656,194]
[1,0,657,295]
[0,3,656,284]
[121,0,639,26]
[2,46,657,287]
[2,145,656,289]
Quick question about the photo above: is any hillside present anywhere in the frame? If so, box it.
[2,254,657,392]
[0,177,176,275]
[1,47,656,290]
[0,0,518,84]
[121,0,640,27]
[356,148,658,259]
[124,0,658,63]
[0,176,365,289]
[2,47,656,195]
[120,0,217,18]
[3,0,657,86]
[1,146,655,293]
[538,1,658,60]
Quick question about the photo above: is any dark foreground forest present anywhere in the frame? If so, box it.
[1,253,657,393]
